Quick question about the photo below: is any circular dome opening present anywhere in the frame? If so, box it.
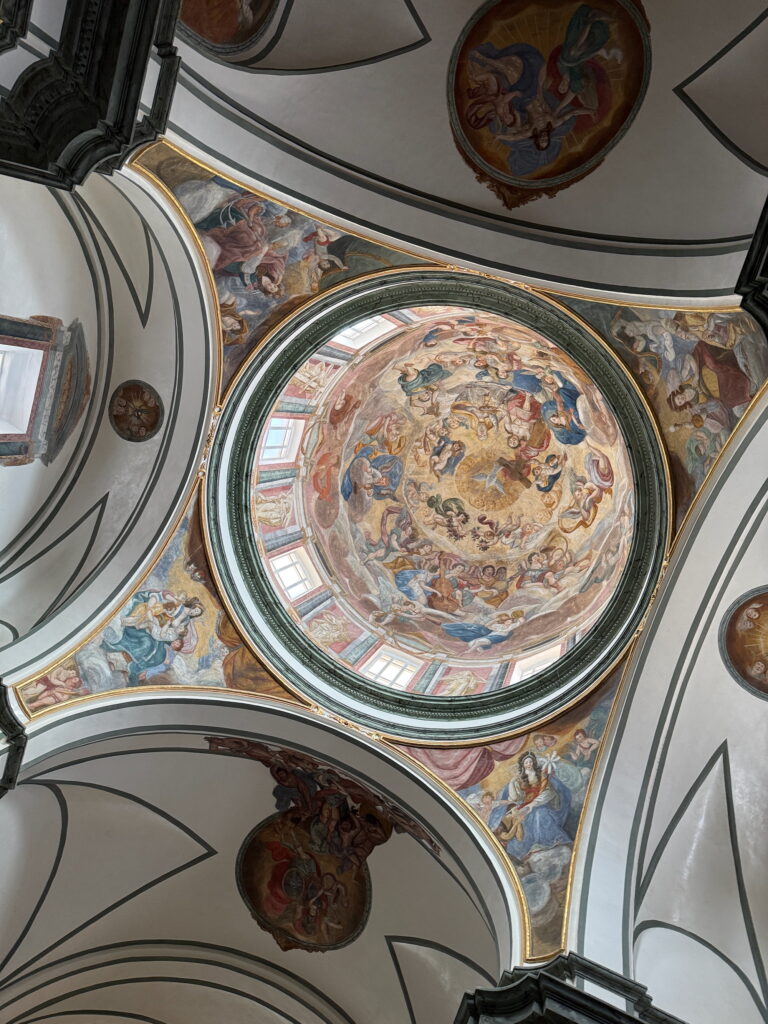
[206,270,670,740]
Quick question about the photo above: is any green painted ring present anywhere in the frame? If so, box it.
[205,269,670,741]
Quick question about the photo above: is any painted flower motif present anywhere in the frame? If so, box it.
[109,380,164,442]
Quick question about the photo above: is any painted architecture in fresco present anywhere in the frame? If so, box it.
[139,143,423,392]
[0,313,90,467]
[561,299,768,525]
[251,307,635,696]
[207,736,439,952]
[449,0,651,208]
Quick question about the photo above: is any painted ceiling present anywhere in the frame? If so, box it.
[4,139,766,978]
[2,0,768,1015]
[252,306,635,694]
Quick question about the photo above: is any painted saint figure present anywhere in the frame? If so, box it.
[493,751,572,863]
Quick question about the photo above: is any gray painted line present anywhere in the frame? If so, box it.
[0,779,216,991]
[33,494,110,626]
[674,8,768,177]
[3,958,335,1024]
[83,193,155,328]
[721,745,768,1010]
[387,934,497,989]
[171,64,753,254]
[20,722,509,949]
[18,957,344,1024]
[636,741,768,1012]
[0,621,19,642]
[28,23,58,50]
[16,39,45,59]
[163,114,743,299]
[0,785,68,976]
[633,920,767,1021]
[627,479,768,980]
[19,1013,168,1024]
[637,741,727,904]
[0,192,110,574]
[0,495,108,590]
[23,745,498,943]
[3,977,308,1024]
[227,0,429,74]
[576,400,768,962]
[387,935,424,1024]
[5,177,213,675]
[2,941,358,1024]
[386,933,499,1024]
[633,481,768,891]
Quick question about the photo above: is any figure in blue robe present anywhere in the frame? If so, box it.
[534,453,563,492]
[394,569,434,604]
[397,361,454,397]
[441,622,514,647]
[101,591,174,687]
[341,444,403,502]
[493,770,573,863]
[541,372,587,445]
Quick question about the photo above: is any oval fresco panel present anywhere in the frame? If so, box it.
[206,270,670,739]
[108,379,164,442]
[179,0,277,53]
[720,589,768,697]
[449,0,651,208]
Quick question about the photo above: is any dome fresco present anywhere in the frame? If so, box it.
[253,307,635,693]
[206,269,670,739]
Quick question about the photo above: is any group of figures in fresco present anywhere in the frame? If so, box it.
[567,301,768,521]
[451,0,649,207]
[19,504,290,712]
[300,311,633,665]
[207,736,438,952]
[405,683,612,951]
[152,159,415,388]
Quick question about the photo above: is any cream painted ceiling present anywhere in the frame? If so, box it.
[0,170,217,685]
[0,699,520,1024]
[161,0,768,297]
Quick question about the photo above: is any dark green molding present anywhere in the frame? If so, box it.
[205,269,670,741]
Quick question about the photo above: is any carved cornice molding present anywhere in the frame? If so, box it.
[0,684,26,799]
[737,194,768,332]
[0,0,32,54]
[0,0,181,188]
[454,953,687,1024]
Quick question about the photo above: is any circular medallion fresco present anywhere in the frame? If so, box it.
[238,813,373,951]
[179,0,278,53]
[720,589,768,697]
[206,270,670,740]
[449,0,651,208]
[108,380,164,442]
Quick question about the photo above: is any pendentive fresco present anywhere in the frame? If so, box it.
[12,141,768,962]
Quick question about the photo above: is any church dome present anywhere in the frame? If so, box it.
[205,268,671,740]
